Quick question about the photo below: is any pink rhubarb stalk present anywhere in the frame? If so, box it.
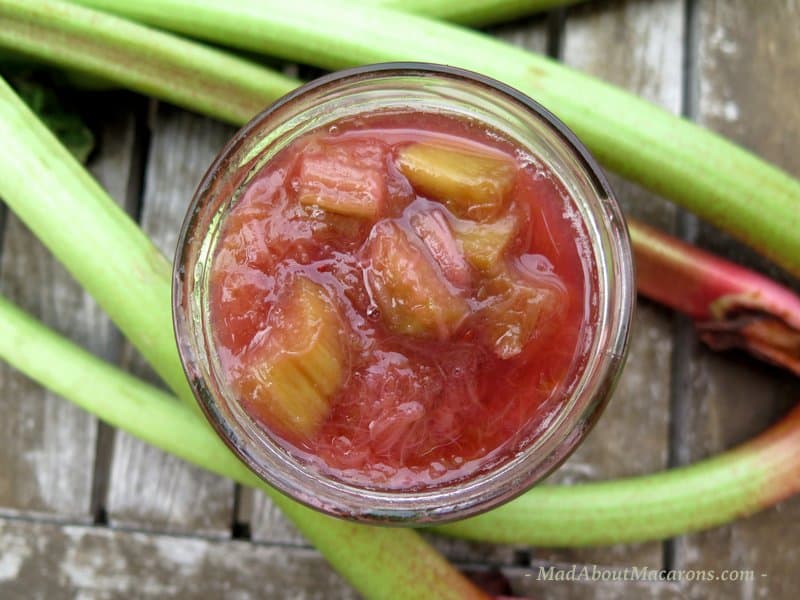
[630,218,800,376]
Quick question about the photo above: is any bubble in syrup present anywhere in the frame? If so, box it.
[519,253,555,274]
[366,304,381,320]
[428,461,447,479]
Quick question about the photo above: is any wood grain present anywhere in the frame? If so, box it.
[537,0,685,569]
[673,1,800,598]
[0,516,358,600]
[105,105,236,537]
[0,515,696,600]
[0,104,137,521]
[489,10,550,54]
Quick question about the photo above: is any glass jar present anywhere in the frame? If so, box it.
[173,63,634,525]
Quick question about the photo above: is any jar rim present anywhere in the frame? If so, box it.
[173,62,634,524]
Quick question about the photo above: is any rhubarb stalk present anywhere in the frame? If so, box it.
[374,0,581,26]
[0,0,296,125]
[68,0,800,279]
[435,401,800,546]
[630,219,800,376]
[0,72,197,408]
[2,293,799,547]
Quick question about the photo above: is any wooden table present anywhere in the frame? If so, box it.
[1,0,799,597]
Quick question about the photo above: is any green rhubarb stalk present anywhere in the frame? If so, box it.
[0,296,487,600]
[69,0,800,279]
[3,293,800,547]
[435,401,800,545]
[0,0,296,125]
[0,72,196,407]
[0,0,571,116]
[375,0,580,26]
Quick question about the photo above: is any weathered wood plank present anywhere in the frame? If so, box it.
[0,516,358,600]
[240,490,305,546]
[106,106,236,536]
[0,512,696,599]
[0,102,137,521]
[489,10,550,54]
[674,1,800,598]
[537,0,684,569]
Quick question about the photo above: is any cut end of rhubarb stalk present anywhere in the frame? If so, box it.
[698,297,800,377]
[366,220,469,339]
[630,218,800,376]
[475,263,565,359]
[453,215,518,273]
[298,144,385,219]
[396,141,516,221]
[237,276,346,440]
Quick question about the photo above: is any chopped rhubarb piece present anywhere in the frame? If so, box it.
[453,215,518,273]
[298,149,385,219]
[366,221,469,339]
[476,263,565,359]
[409,209,471,288]
[237,277,346,441]
[396,141,517,221]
